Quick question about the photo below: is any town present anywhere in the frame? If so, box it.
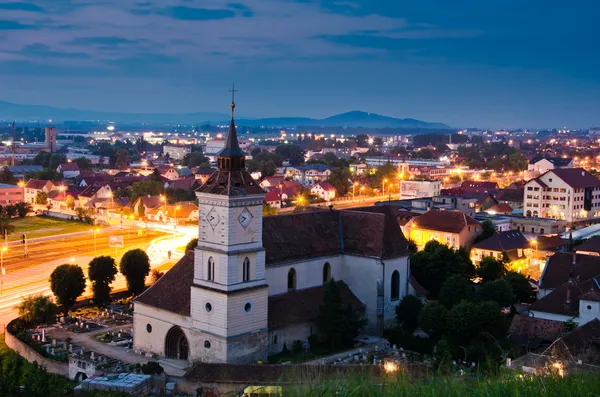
[0,103,599,395]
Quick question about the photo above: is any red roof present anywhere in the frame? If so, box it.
[315,182,336,192]
[410,210,480,234]
[25,179,51,190]
[58,162,79,171]
[264,190,281,202]
[548,168,600,189]
[486,203,514,214]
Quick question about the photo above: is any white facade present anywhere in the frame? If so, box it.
[310,183,336,201]
[523,171,600,224]
[164,145,191,161]
[399,180,441,200]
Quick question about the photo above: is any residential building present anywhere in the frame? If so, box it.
[147,203,199,224]
[164,144,192,161]
[133,195,163,217]
[57,162,80,179]
[194,168,216,184]
[24,179,56,204]
[293,164,332,186]
[403,210,482,250]
[486,203,514,215]
[526,157,573,179]
[537,253,600,299]
[496,188,524,210]
[310,182,337,202]
[259,176,285,190]
[511,216,568,235]
[48,191,77,210]
[399,180,441,200]
[470,230,530,270]
[264,190,282,209]
[5,165,43,179]
[0,183,24,205]
[523,168,600,224]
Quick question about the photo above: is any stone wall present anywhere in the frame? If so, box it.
[5,320,69,377]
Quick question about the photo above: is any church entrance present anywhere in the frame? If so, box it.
[165,326,189,360]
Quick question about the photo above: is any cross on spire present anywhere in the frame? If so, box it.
[229,84,238,116]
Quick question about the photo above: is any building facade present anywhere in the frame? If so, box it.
[399,180,441,200]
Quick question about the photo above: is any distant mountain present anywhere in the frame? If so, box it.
[0,101,450,129]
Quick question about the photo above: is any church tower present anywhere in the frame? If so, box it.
[191,90,269,363]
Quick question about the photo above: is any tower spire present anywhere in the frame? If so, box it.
[229,84,238,118]
[218,85,246,169]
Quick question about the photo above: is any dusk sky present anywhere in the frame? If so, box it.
[0,0,599,128]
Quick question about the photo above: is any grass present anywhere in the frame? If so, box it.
[10,216,102,241]
[285,372,600,397]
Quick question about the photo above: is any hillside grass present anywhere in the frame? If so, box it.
[286,372,600,397]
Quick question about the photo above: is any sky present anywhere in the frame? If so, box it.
[0,0,599,129]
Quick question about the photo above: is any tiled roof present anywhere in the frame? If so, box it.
[409,210,480,234]
[165,178,199,190]
[315,182,336,192]
[58,162,79,171]
[544,319,600,362]
[528,178,548,188]
[540,253,600,290]
[194,167,216,175]
[486,203,514,214]
[24,178,51,190]
[536,235,567,252]
[460,181,498,190]
[575,237,600,254]
[79,184,106,198]
[134,252,194,316]
[196,169,265,196]
[472,230,529,252]
[268,282,363,329]
[508,315,565,345]
[262,207,410,264]
[496,188,524,203]
[176,167,193,177]
[264,190,282,202]
[547,168,600,189]
[136,195,161,209]
[530,277,600,316]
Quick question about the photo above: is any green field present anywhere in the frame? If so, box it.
[10,216,102,241]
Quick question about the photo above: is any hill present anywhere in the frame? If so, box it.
[0,101,450,129]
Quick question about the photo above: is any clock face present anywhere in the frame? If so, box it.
[238,208,253,229]
[206,207,220,229]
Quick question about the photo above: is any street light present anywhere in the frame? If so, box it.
[382,178,388,197]
[128,214,135,237]
[174,205,181,229]
[90,228,100,255]
[0,246,6,295]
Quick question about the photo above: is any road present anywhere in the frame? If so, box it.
[0,220,197,332]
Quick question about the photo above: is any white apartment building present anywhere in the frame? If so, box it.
[399,180,441,200]
[523,168,600,224]
[163,144,192,161]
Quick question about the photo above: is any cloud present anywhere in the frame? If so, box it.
[0,2,44,12]
[18,43,91,58]
[161,6,237,20]
[0,20,38,30]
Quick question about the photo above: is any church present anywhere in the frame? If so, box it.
[132,99,415,364]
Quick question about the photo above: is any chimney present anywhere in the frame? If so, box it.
[566,279,573,304]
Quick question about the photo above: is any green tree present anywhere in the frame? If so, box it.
[418,301,448,340]
[4,205,17,218]
[508,152,528,172]
[477,256,506,282]
[49,264,86,313]
[17,294,58,325]
[132,180,164,202]
[35,191,48,205]
[327,168,351,195]
[150,168,162,181]
[65,195,75,210]
[26,168,62,180]
[438,274,475,308]
[74,157,92,170]
[416,148,435,159]
[115,149,130,170]
[262,202,278,216]
[410,241,475,297]
[15,202,32,218]
[474,219,496,243]
[432,338,453,373]
[185,237,198,252]
[32,151,51,167]
[446,300,507,347]
[141,361,165,375]
[49,154,67,170]
[88,256,118,305]
[479,279,514,308]
[182,151,209,167]
[0,213,15,236]
[119,249,151,295]
[563,318,578,334]
[275,143,305,166]
[75,207,94,224]
[316,279,366,349]
[0,168,16,184]
[395,295,423,333]
[262,160,278,177]
[504,271,534,303]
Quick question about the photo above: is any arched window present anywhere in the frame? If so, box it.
[287,268,296,292]
[207,257,215,281]
[533,210,538,218]
[391,270,400,301]
[526,210,531,217]
[242,257,250,282]
[322,262,331,283]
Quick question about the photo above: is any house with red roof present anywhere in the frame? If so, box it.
[310,182,337,201]
[56,162,80,178]
[403,209,482,250]
[24,179,57,204]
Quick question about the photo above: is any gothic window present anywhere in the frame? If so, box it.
[391,270,400,301]
[287,268,296,292]
[207,257,215,281]
[323,262,331,283]
[243,257,250,282]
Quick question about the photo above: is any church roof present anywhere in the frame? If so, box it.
[268,282,363,329]
[134,252,194,316]
[196,168,265,196]
[263,206,410,264]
